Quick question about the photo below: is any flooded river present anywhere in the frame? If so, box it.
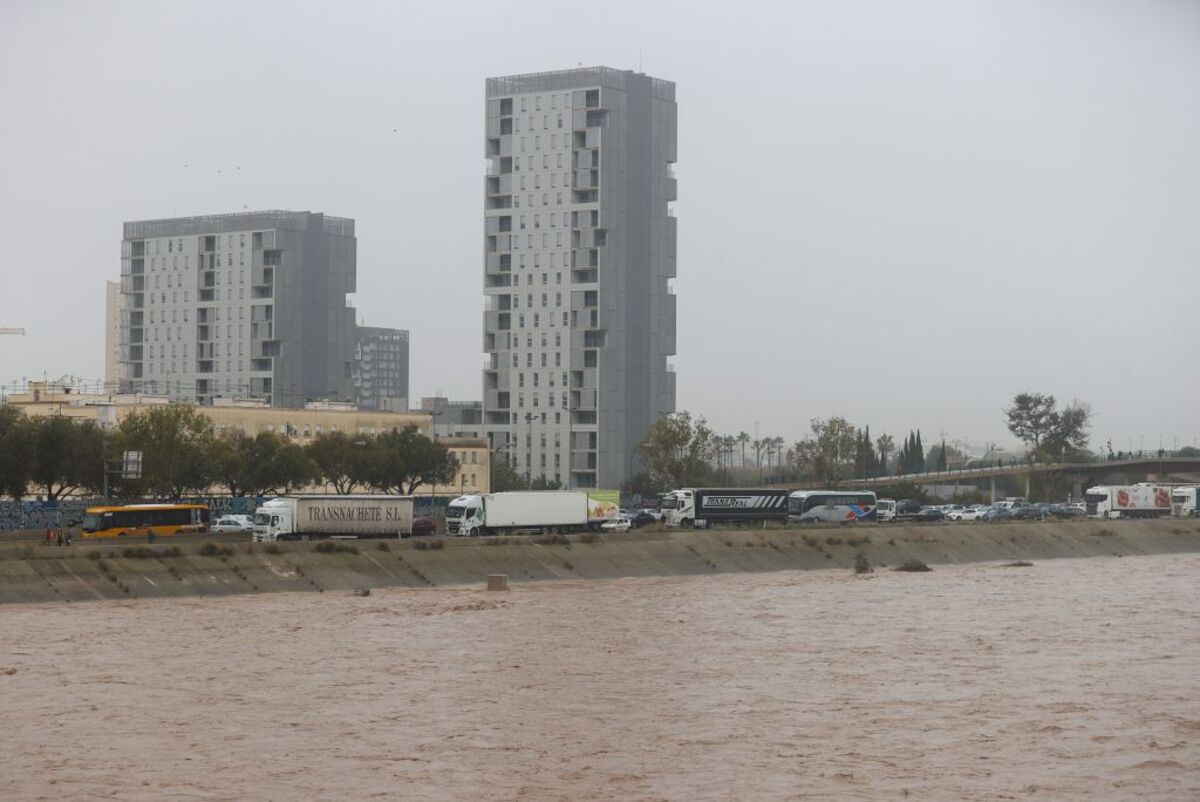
[2,554,1197,800]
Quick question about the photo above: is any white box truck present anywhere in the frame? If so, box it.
[252,495,415,541]
[1083,484,1172,519]
[444,490,619,537]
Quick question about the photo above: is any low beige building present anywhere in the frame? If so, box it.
[4,382,489,495]
[434,437,490,497]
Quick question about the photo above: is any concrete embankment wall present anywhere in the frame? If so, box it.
[1,519,1197,605]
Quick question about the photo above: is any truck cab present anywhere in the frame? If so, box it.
[876,498,897,522]
[661,490,695,528]
[445,494,485,536]
[1172,487,1198,517]
[252,498,293,542]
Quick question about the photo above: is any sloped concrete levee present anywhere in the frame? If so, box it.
[0,519,1197,605]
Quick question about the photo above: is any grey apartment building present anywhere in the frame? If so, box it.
[353,326,410,411]
[482,67,678,489]
[118,210,357,407]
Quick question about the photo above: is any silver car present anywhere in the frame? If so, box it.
[213,514,254,534]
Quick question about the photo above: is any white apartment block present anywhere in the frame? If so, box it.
[104,279,121,389]
[482,68,678,489]
[118,211,357,407]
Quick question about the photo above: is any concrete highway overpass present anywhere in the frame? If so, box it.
[838,457,1200,500]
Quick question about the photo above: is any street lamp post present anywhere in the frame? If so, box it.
[525,412,535,489]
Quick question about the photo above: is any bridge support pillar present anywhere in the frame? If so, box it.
[990,476,996,504]
[1024,474,1031,500]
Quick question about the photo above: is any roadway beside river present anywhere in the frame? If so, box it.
[0,518,1196,605]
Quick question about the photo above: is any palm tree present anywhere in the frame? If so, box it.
[710,433,725,469]
[737,431,750,468]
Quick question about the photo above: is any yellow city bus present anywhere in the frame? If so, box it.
[79,504,211,538]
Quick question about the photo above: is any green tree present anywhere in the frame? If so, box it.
[490,453,524,491]
[529,475,562,490]
[263,438,320,495]
[932,438,948,472]
[635,412,716,489]
[876,433,894,476]
[117,404,217,498]
[29,416,105,500]
[791,417,861,486]
[306,430,369,494]
[1004,392,1092,460]
[212,429,257,496]
[737,431,750,468]
[366,425,460,495]
[622,471,660,499]
[0,407,34,499]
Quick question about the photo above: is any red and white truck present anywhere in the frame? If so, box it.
[1083,484,1173,519]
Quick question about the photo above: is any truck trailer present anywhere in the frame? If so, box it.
[444,490,619,537]
[1084,484,1173,519]
[252,495,415,541]
[661,488,792,528]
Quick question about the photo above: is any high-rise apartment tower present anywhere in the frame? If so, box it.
[353,326,410,411]
[118,210,357,407]
[482,67,677,489]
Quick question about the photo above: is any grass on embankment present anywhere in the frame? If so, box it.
[0,518,1197,604]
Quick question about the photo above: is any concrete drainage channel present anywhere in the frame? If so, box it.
[0,519,1196,605]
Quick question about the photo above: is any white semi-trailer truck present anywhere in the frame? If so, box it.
[1171,486,1199,517]
[252,495,415,541]
[444,491,618,536]
[1083,484,1173,519]
[661,488,792,528]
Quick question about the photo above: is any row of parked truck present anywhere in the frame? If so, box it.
[250,491,621,541]
[245,483,1200,542]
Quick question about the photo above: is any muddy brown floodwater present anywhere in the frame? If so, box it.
[2,554,1197,801]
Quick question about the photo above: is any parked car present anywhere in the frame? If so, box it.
[630,511,658,528]
[948,508,983,521]
[638,508,663,522]
[983,506,1013,522]
[410,516,437,537]
[1049,504,1086,520]
[1011,506,1047,521]
[213,514,253,534]
[916,507,945,522]
[601,516,632,532]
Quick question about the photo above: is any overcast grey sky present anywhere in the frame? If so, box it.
[2,0,1198,452]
